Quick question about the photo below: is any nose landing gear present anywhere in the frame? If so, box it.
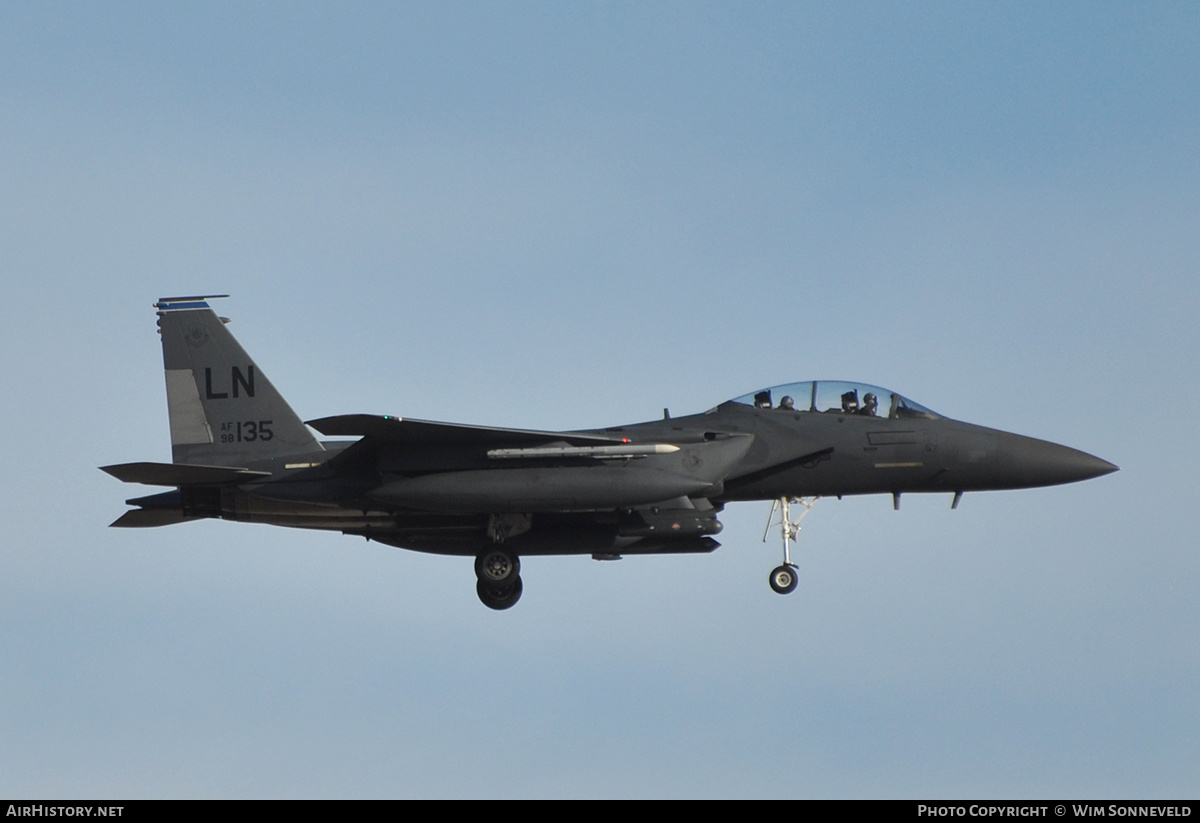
[763,496,818,595]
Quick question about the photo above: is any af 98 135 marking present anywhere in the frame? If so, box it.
[218,420,274,444]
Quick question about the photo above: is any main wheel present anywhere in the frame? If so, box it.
[477,576,523,610]
[769,564,799,595]
[475,548,520,585]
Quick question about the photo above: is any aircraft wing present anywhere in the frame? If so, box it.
[306,414,629,447]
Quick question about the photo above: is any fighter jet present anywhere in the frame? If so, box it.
[102,296,1117,609]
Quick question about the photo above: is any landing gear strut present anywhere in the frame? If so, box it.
[474,548,523,610]
[762,496,818,595]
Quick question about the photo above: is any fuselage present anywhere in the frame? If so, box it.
[125,392,1115,559]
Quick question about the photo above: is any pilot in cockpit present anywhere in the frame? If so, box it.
[778,395,795,411]
[859,392,878,417]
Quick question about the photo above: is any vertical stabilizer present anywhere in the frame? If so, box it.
[155,296,323,465]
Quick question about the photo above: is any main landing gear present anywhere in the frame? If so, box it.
[474,547,523,610]
[763,496,818,596]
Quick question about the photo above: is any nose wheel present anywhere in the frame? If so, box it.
[769,564,799,594]
[475,548,523,610]
[762,496,818,595]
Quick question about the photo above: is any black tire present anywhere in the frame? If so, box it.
[475,549,520,584]
[477,576,523,611]
[769,564,799,595]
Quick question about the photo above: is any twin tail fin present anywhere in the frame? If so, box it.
[155,296,323,465]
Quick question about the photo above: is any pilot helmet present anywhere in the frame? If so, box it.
[779,395,795,410]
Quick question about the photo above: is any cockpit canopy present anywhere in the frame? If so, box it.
[724,381,940,420]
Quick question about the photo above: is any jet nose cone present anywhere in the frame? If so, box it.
[1087,455,1119,478]
[998,433,1118,488]
[1055,449,1119,483]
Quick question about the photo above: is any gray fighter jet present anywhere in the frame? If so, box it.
[103,296,1117,609]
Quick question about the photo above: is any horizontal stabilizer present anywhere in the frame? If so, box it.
[306,414,627,447]
[100,461,271,486]
[110,508,193,528]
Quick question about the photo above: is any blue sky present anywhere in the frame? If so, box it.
[1,2,1197,797]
